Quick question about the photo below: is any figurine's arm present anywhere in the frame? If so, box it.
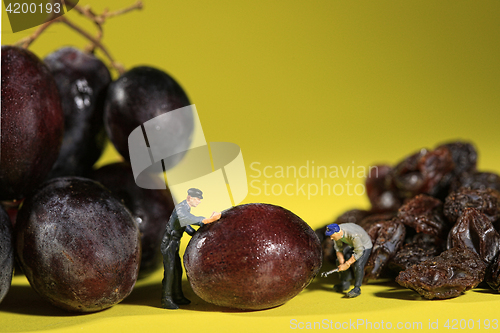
[177,205,205,227]
[336,251,345,265]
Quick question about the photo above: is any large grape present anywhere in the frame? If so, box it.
[1,46,64,200]
[90,162,175,277]
[44,47,111,179]
[15,177,141,312]
[0,206,14,304]
[104,66,193,169]
[184,203,322,310]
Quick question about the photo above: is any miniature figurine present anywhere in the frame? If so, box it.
[321,223,372,298]
[161,188,221,309]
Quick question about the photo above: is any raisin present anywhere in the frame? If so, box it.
[366,165,402,213]
[389,244,442,273]
[389,234,445,272]
[389,147,455,199]
[435,141,477,177]
[443,187,500,224]
[395,247,487,299]
[357,212,396,231]
[450,171,500,193]
[397,194,449,238]
[389,149,428,198]
[335,209,371,225]
[446,208,500,265]
[364,219,406,280]
[485,252,500,292]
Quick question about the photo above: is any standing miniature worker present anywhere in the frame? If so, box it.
[161,188,221,309]
[322,223,372,298]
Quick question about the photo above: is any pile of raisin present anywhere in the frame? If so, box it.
[317,141,500,299]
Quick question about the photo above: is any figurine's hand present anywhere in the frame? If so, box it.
[203,212,221,224]
[338,256,356,271]
[210,212,221,220]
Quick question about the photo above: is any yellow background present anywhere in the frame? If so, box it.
[1,0,500,332]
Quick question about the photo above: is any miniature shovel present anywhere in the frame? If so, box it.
[320,268,339,278]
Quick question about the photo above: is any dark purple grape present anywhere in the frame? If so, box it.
[1,45,64,200]
[44,47,111,179]
[15,177,141,312]
[0,206,14,303]
[104,66,193,169]
[184,203,322,310]
[90,162,175,278]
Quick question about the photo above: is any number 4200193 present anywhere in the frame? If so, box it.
[5,2,61,14]
[444,319,498,330]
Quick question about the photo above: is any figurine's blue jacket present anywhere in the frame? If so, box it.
[165,200,204,237]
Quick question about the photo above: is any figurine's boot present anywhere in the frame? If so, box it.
[346,287,361,298]
[161,297,179,310]
[172,253,191,305]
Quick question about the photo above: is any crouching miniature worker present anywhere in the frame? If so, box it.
[161,188,221,309]
[322,223,372,298]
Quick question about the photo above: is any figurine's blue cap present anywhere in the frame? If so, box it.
[325,223,341,236]
[188,188,203,199]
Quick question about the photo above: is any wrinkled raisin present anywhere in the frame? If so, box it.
[397,194,449,238]
[389,234,445,272]
[444,187,500,224]
[389,147,455,199]
[364,219,406,280]
[396,247,487,299]
[450,171,500,193]
[357,212,396,231]
[446,208,500,265]
[335,209,371,225]
[485,252,500,292]
[366,165,402,213]
[435,141,477,177]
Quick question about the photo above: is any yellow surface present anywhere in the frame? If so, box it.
[1,0,500,332]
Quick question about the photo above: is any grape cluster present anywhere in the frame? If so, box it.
[318,141,500,299]
[1,44,190,312]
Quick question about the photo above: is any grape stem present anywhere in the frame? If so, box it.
[14,0,143,75]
